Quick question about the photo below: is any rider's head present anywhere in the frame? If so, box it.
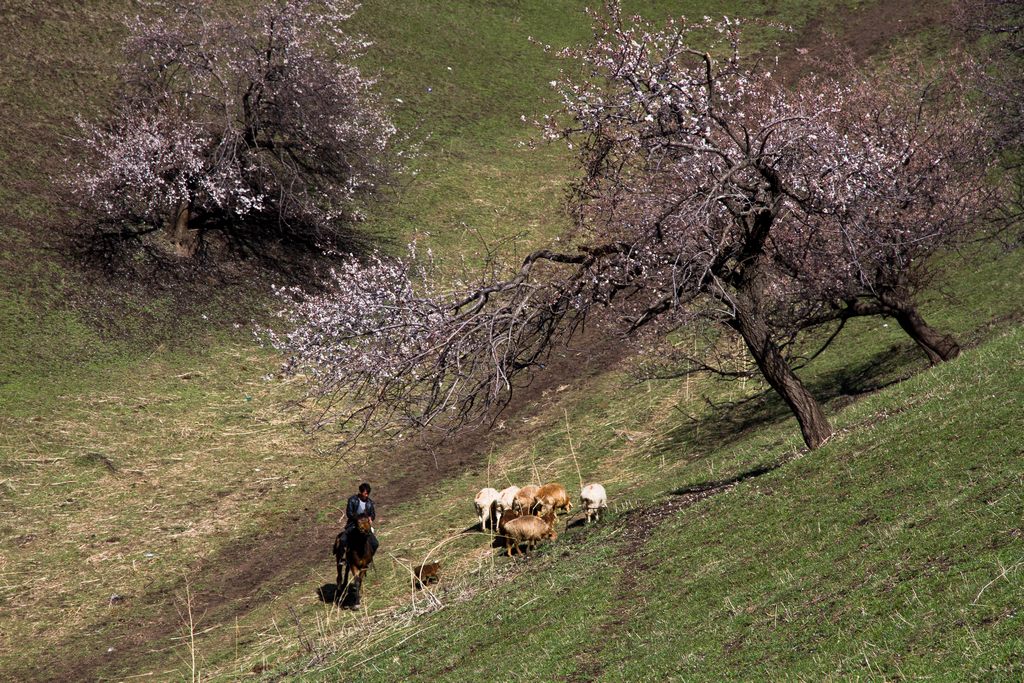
[358,482,371,500]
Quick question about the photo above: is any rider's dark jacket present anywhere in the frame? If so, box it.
[345,494,376,530]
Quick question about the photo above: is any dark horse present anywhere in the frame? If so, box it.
[332,514,376,609]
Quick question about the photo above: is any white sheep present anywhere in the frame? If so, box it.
[495,485,520,527]
[580,483,608,523]
[474,487,500,530]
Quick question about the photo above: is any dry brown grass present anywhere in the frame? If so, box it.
[0,344,342,672]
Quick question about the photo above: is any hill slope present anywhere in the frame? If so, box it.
[299,325,1024,681]
[1,0,1021,681]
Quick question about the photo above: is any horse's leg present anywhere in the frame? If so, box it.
[350,568,363,609]
[337,557,351,606]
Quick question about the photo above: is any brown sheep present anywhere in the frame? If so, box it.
[533,483,573,520]
[502,514,557,557]
[540,509,556,526]
[497,507,523,535]
[511,484,540,514]
[413,561,440,589]
[495,508,524,551]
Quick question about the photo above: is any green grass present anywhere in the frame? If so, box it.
[0,342,320,670]
[255,314,1021,683]
[350,0,853,257]
[607,329,1024,680]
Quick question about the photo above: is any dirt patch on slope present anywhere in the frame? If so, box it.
[775,0,950,84]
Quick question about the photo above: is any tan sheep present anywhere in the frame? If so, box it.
[501,514,557,557]
[534,483,573,519]
[511,484,540,514]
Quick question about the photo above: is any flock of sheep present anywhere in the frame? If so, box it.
[473,482,608,556]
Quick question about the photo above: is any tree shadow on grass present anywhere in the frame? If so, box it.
[58,212,389,345]
[669,462,779,497]
[67,209,382,288]
[650,341,927,463]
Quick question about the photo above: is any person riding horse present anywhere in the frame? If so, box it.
[336,482,380,557]
[332,483,380,607]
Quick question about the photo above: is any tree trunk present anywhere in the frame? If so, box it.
[731,298,833,449]
[877,291,960,364]
[166,200,198,258]
[891,306,960,365]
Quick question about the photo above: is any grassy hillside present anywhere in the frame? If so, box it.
[1,0,1021,681]
[116,241,1016,682]
[290,328,1024,682]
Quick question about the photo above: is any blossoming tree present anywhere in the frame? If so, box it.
[271,4,996,450]
[768,58,993,365]
[73,0,394,258]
